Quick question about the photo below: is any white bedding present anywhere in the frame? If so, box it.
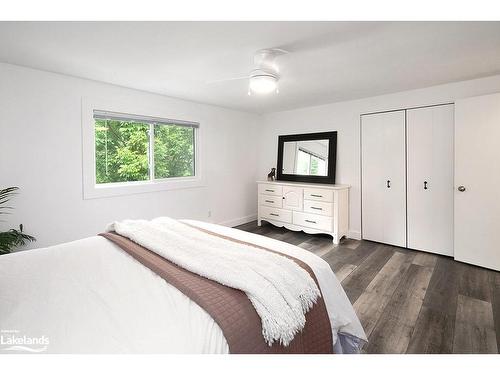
[0,220,367,354]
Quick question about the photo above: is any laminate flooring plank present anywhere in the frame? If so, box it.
[341,245,395,304]
[335,264,357,283]
[422,257,459,316]
[279,230,310,246]
[412,252,438,268]
[298,236,337,258]
[340,238,361,250]
[365,264,433,353]
[234,221,259,231]
[353,252,414,336]
[323,240,378,269]
[453,294,497,353]
[490,272,500,350]
[406,306,455,353]
[457,262,491,302]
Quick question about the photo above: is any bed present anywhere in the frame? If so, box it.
[0,218,367,354]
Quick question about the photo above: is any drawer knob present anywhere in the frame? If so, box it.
[265,200,274,203]
[269,213,279,217]
[265,189,275,192]
[305,219,317,224]
[311,207,322,210]
[311,194,322,198]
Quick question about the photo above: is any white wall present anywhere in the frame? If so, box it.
[0,63,261,248]
[258,74,500,239]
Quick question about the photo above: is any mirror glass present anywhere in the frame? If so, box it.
[281,139,329,176]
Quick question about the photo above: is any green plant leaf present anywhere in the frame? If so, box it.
[0,186,19,207]
[0,229,36,253]
[0,187,36,254]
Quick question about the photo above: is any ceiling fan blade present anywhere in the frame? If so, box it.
[269,48,290,55]
[205,76,248,84]
[205,48,289,87]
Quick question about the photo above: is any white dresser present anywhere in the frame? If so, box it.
[257,180,350,244]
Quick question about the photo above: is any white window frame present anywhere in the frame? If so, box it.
[82,97,205,199]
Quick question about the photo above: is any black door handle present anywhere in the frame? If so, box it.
[424,181,428,190]
[387,180,391,188]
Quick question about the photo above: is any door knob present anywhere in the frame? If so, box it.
[458,185,466,192]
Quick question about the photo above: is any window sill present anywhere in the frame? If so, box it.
[83,177,205,200]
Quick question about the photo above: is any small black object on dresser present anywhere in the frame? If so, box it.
[267,168,276,181]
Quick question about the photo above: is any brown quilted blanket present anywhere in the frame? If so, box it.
[100,227,333,354]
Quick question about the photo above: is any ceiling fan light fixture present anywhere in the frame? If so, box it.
[249,74,278,95]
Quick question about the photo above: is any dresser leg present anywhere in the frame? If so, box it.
[257,219,262,227]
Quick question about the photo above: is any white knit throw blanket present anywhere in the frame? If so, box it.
[106,217,320,346]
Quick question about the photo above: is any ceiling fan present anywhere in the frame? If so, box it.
[207,48,288,95]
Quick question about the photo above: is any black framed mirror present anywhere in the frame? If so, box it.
[276,131,337,184]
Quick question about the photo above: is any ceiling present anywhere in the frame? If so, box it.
[1,21,500,114]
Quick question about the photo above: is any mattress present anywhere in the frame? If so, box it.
[0,220,366,353]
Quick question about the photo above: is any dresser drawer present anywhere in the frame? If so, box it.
[303,187,333,202]
[293,211,333,232]
[258,184,283,197]
[260,206,292,223]
[303,199,333,216]
[258,194,283,209]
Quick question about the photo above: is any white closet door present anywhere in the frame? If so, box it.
[455,93,500,271]
[407,105,454,256]
[362,111,406,247]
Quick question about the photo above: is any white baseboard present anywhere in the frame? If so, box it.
[347,230,362,240]
[218,214,257,228]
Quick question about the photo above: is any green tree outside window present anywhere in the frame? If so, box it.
[95,119,195,184]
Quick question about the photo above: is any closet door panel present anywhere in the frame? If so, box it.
[455,93,500,271]
[361,122,384,244]
[362,111,406,247]
[432,105,454,254]
[407,108,433,252]
[361,114,385,243]
[407,105,454,255]
[382,112,407,247]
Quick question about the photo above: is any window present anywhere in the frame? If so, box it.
[296,148,327,176]
[154,125,195,179]
[296,149,311,175]
[93,110,197,185]
[95,119,150,184]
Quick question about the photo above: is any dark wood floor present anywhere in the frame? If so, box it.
[235,221,500,354]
